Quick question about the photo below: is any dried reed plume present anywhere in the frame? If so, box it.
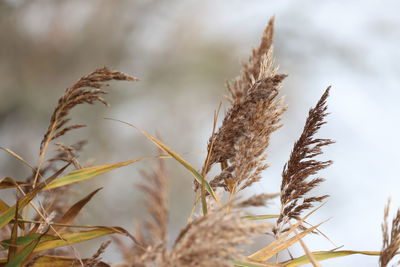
[4,13,397,267]
[86,240,112,267]
[40,67,137,157]
[114,154,168,265]
[236,193,279,208]
[203,17,286,196]
[116,153,271,267]
[276,87,333,234]
[380,199,400,267]
[227,17,275,104]
[25,141,85,185]
[165,209,270,267]
[137,153,169,245]
[48,140,87,169]
[33,67,137,186]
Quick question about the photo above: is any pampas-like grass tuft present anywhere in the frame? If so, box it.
[1,17,399,267]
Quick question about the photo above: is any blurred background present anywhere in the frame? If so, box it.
[1,0,400,266]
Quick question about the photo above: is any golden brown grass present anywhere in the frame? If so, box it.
[36,67,137,187]
[0,17,399,267]
[275,87,334,235]
[380,199,400,267]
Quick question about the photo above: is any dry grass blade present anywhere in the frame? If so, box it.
[42,156,166,191]
[296,229,321,267]
[276,87,334,234]
[4,232,45,267]
[0,197,24,231]
[32,227,134,252]
[252,220,327,263]
[242,214,279,221]
[0,177,30,190]
[4,221,140,247]
[0,147,41,181]
[7,200,19,263]
[0,164,69,229]
[106,118,220,203]
[380,199,400,267]
[283,250,396,267]
[25,255,111,267]
[48,188,102,234]
[234,260,283,267]
[0,199,10,213]
[249,205,325,262]
[199,103,221,215]
[2,164,84,263]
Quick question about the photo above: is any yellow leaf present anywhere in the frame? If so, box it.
[242,215,279,220]
[283,250,388,266]
[43,157,161,190]
[248,205,325,262]
[34,227,130,252]
[26,255,110,267]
